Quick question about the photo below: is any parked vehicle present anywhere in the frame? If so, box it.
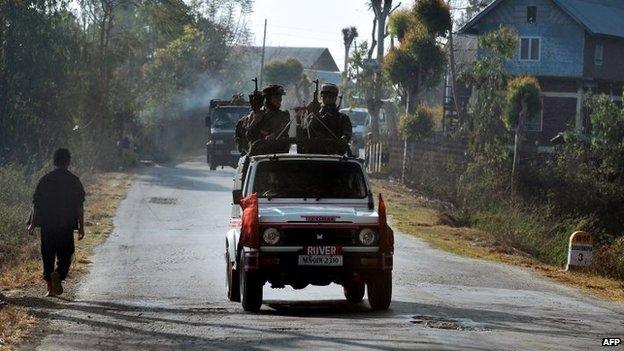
[225,145,394,312]
[340,107,369,151]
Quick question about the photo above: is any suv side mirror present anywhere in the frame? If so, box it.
[232,189,242,205]
[205,114,211,128]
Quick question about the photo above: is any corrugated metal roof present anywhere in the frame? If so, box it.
[254,47,339,71]
[460,0,624,39]
[552,0,624,38]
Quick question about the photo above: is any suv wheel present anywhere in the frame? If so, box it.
[225,248,240,302]
[343,282,365,302]
[239,254,263,312]
[367,272,392,311]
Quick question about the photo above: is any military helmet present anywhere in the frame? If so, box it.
[262,84,286,97]
[320,83,339,95]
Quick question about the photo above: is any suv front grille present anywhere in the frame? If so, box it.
[278,228,358,246]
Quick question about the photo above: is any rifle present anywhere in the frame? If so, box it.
[312,79,319,103]
[337,94,343,109]
[306,79,321,116]
[249,77,264,112]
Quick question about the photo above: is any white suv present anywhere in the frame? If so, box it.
[225,152,393,312]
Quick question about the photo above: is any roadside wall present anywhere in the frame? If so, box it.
[380,133,468,201]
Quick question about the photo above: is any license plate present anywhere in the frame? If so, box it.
[230,150,240,155]
[298,255,343,266]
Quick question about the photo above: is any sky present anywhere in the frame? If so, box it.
[246,0,470,72]
[247,0,385,72]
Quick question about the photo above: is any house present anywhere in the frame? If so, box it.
[251,46,342,86]
[449,0,624,146]
[260,47,340,72]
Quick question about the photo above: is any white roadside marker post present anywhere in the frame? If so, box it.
[566,231,593,271]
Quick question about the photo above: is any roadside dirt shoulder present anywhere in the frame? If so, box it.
[372,179,624,302]
[0,172,134,351]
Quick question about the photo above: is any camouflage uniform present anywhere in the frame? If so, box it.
[308,84,352,142]
[235,114,251,155]
[245,85,291,154]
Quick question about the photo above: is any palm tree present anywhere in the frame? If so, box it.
[341,26,358,86]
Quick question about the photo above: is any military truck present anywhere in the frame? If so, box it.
[205,98,250,170]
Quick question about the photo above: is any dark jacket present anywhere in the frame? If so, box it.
[245,106,290,144]
[33,168,85,230]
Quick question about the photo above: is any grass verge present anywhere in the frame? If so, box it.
[373,179,624,302]
[0,172,133,350]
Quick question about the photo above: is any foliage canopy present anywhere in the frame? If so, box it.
[505,76,542,129]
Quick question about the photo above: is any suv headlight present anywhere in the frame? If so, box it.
[358,228,377,246]
[262,227,281,245]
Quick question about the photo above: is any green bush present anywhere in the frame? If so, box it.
[592,237,624,280]
[504,76,541,129]
[399,105,434,141]
[0,165,37,264]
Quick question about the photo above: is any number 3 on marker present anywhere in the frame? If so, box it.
[578,253,584,262]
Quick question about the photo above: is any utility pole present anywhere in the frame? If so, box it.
[259,19,267,87]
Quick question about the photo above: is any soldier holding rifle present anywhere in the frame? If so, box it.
[307,83,352,143]
[244,83,291,154]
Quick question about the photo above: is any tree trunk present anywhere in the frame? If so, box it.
[447,22,464,126]
[343,44,349,87]
[511,97,528,196]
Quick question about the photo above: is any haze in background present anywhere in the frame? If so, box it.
[248,1,471,72]
[248,0,376,72]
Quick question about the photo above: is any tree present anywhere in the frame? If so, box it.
[0,0,253,167]
[586,94,624,183]
[505,76,542,194]
[367,0,399,140]
[399,105,435,141]
[341,26,358,87]
[263,58,304,88]
[459,0,494,25]
[384,0,451,114]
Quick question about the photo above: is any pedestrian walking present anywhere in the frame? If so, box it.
[28,148,85,297]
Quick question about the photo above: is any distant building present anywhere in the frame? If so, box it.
[447,0,624,146]
[251,46,342,86]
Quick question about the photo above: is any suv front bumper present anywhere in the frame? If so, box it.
[242,248,393,286]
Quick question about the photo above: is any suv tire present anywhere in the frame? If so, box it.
[343,282,365,302]
[239,254,263,312]
[367,272,392,311]
[225,248,240,302]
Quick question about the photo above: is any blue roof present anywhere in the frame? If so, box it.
[552,0,624,38]
[460,0,624,39]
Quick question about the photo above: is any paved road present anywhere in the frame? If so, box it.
[29,158,623,350]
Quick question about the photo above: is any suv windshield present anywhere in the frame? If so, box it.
[212,107,249,129]
[342,110,368,127]
[253,160,368,199]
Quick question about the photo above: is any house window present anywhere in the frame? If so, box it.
[527,6,537,23]
[595,41,604,66]
[520,37,540,61]
[526,98,543,132]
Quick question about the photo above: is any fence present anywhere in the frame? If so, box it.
[366,133,468,199]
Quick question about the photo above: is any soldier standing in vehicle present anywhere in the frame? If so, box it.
[245,85,290,152]
[308,83,352,142]
[235,114,250,155]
